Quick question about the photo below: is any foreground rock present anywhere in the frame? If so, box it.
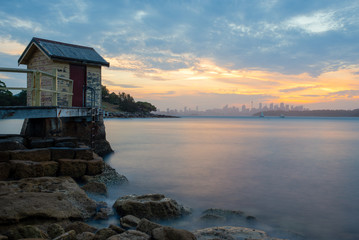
[113,194,191,220]
[82,163,128,185]
[193,226,286,240]
[0,176,97,225]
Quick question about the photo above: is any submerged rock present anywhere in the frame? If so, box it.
[200,208,256,223]
[113,194,191,220]
[0,176,97,225]
[193,226,286,240]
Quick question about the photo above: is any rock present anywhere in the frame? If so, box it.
[0,151,10,162]
[82,163,128,185]
[10,160,44,179]
[74,148,93,160]
[51,148,75,160]
[58,159,87,178]
[86,159,104,176]
[93,228,117,240]
[193,226,286,240]
[53,230,76,240]
[136,218,162,236]
[0,234,7,240]
[53,137,78,147]
[5,225,47,240]
[107,230,150,240]
[55,142,77,148]
[64,222,97,234]
[47,223,65,239]
[76,232,95,240]
[152,226,196,240]
[0,162,10,180]
[200,208,256,223]
[29,138,54,148]
[93,139,113,158]
[0,137,26,151]
[10,148,50,162]
[0,177,97,224]
[113,194,191,220]
[108,225,125,234]
[9,160,58,179]
[81,182,107,196]
[120,215,141,229]
[41,161,59,177]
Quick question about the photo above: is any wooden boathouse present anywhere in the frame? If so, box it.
[0,38,112,154]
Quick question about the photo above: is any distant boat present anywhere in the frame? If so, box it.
[260,112,264,117]
[280,114,285,118]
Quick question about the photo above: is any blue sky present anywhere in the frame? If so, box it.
[1,0,359,110]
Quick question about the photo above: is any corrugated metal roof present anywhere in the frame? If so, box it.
[18,37,109,67]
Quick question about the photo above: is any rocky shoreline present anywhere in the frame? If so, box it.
[0,134,288,240]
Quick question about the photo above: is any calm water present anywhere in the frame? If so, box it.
[104,117,359,240]
[1,117,359,239]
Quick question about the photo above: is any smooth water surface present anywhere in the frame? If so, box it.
[104,117,359,240]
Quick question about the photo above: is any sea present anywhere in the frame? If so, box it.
[1,116,359,240]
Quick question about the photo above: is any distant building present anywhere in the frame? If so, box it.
[18,37,109,107]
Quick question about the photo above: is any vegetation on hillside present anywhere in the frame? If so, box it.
[0,80,27,106]
[101,85,157,113]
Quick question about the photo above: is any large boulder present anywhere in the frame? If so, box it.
[81,182,107,196]
[82,163,128,185]
[58,159,87,178]
[10,148,50,162]
[0,163,10,180]
[113,194,191,220]
[0,136,26,151]
[64,222,97,234]
[193,226,286,240]
[107,230,150,240]
[152,226,196,240]
[5,225,47,240]
[0,177,97,224]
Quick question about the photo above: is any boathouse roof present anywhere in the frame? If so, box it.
[18,37,110,67]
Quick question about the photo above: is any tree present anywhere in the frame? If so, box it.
[0,81,27,106]
[136,101,157,113]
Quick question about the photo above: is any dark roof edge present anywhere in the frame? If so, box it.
[18,37,110,67]
[51,56,110,67]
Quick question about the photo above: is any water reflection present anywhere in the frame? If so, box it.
[105,117,359,240]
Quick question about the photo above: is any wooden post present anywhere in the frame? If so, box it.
[68,80,73,107]
[35,71,41,106]
[52,69,58,106]
[31,72,36,106]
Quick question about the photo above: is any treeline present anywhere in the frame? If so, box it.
[101,85,157,113]
[0,81,27,106]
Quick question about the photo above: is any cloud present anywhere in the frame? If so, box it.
[0,36,26,55]
[55,0,88,24]
[102,79,141,89]
[329,90,359,98]
[280,86,318,93]
[285,10,343,34]
[0,12,43,33]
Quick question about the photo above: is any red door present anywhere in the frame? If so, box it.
[70,64,86,107]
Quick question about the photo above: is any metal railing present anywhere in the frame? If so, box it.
[0,67,73,107]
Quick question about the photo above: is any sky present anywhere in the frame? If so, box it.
[1,0,359,111]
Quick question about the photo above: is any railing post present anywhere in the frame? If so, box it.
[52,69,58,106]
[35,71,41,106]
[68,79,73,107]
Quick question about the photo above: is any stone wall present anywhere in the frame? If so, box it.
[26,48,103,107]
[27,49,71,107]
[86,66,102,108]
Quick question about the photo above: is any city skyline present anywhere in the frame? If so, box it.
[158,101,308,116]
[0,1,359,110]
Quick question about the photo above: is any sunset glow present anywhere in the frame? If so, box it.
[1,1,359,110]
